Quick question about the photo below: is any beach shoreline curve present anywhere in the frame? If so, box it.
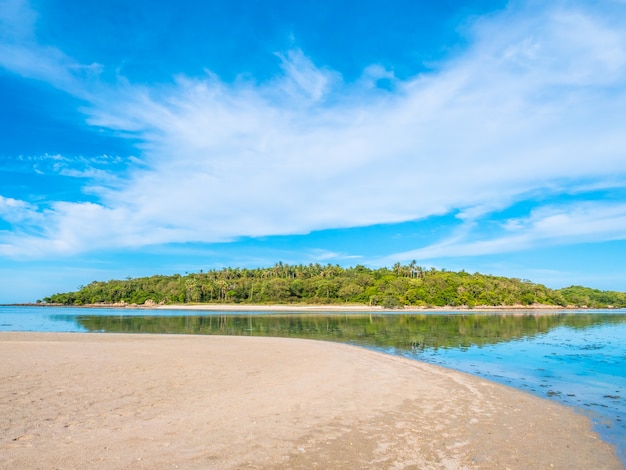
[0,332,621,469]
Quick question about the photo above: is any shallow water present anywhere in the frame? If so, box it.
[1,305,625,464]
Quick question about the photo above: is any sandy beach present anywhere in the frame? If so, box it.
[0,333,621,469]
[154,303,571,312]
[49,301,583,312]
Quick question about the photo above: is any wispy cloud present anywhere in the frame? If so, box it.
[1,153,132,177]
[1,0,625,260]
[275,49,340,102]
[0,0,102,97]
[386,202,626,263]
[0,195,38,224]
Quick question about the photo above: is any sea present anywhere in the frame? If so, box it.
[1,305,625,465]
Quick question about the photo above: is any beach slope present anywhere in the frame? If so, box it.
[0,333,620,469]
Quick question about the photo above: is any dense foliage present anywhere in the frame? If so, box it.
[42,263,626,308]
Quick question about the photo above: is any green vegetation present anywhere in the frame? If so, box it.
[42,262,626,308]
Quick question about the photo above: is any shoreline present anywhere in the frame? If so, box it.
[0,332,621,469]
[8,302,619,312]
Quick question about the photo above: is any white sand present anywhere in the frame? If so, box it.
[0,333,620,469]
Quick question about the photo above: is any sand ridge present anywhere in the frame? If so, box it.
[0,332,621,469]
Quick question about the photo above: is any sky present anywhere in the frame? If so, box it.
[1,0,626,303]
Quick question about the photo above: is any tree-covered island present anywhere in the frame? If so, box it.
[42,263,626,309]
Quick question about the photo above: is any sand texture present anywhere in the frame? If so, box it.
[0,333,621,469]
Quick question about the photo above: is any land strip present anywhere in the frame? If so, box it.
[0,333,621,469]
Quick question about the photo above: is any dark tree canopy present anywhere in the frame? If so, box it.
[42,263,626,309]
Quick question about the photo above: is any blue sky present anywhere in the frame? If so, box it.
[1,0,626,303]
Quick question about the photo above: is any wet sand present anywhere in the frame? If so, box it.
[0,333,621,469]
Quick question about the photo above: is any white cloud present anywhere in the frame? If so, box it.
[0,0,100,97]
[386,202,626,262]
[0,196,38,224]
[275,49,340,102]
[1,1,626,259]
[1,153,129,191]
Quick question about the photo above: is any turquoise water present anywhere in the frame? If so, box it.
[1,305,625,465]
[393,322,626,464]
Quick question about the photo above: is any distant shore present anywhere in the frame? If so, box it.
[0,332,621,469]
[9,301,610,312]
[154,303,584,312]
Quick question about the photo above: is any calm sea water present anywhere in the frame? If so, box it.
[1,305,625,465]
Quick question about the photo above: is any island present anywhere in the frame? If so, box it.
[40,263,626,309]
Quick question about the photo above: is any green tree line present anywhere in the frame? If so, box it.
[42,262,626,308]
